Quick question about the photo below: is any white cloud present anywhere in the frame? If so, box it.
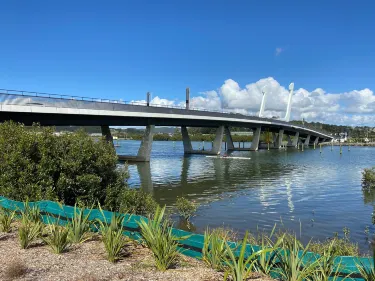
[275,47,284,56]
[133,78,375,126]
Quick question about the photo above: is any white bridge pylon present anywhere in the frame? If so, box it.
[258,82,294,122]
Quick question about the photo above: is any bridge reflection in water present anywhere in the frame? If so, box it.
[121,141,375,252]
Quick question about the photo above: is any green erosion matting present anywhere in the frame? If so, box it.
[0,196,372,281]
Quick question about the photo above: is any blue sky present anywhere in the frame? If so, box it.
[1,1,375,124]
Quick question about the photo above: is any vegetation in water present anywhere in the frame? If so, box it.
[175,197,197,221]
[362,167,375,190]
[138,206,187,271]
[118,189,158,217]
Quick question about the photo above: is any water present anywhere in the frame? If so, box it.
[116,140,375,252]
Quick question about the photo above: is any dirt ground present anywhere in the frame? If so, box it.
[0,231,275,281]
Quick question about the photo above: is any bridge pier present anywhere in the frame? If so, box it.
[276,129,284,148]
[304,134,311,146]
[182,126,224,155]
[118,125,155,162]
[225,126,235,150]
[313,136,320,146]
[101,125,114,146]
[287,132,299,147]
[250,127,261,151]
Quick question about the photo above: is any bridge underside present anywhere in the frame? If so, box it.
[0,109,331,162]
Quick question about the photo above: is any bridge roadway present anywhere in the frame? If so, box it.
[0,89,333,161]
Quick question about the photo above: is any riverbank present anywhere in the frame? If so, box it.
[321,142,375,146]
[0,231,274,281]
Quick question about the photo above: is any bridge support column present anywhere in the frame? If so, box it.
[181,126,193,153]
[314,136,320,145]
[304,135,311,146]
[101,125,114,146]
[250,127,261,151]
[287,135,293,146]
[292,132,300,147]
[276,129,284,148]
[118,125,155,162]
[225,126,235,150]
[182,126,224,155]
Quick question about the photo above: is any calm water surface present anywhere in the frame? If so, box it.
[116,141,375,252]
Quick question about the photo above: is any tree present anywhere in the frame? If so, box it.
[0,121,127,209]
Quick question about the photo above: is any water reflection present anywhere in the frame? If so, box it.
[119,141,375,252]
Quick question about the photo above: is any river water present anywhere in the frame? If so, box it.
[116,140,375,252]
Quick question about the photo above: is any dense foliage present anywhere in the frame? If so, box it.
[0,121,127,208]
[362,167,375,190]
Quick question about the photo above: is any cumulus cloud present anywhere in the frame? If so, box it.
[133,78,375,126]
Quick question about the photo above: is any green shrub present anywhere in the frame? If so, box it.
[18,210,43,249]
[0,207,16,232]
[138,206,187,271]
[67,204,93,244]
[362,167,375,189]
[119,189,158,217]
[0,121,127,207]
[308,237,359,257]
[43,219,70,254]
[176,197,197,221]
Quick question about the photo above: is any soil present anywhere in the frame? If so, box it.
[0,231,275,281]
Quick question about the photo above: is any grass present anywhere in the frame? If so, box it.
[356,248,375,281]
[42,219,70,254]
[0,207,16,233]
[138,205,188,271]
[4,260,28,280]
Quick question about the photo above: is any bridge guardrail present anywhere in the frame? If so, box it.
[0,88,332,137]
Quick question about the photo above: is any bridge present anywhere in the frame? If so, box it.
[0,88,333,161]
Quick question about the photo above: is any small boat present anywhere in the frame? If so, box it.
[206,155,251,160]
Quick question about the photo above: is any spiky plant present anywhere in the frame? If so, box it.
[96,206,130,262]
[43,219,70,254]
[67,204,93,244]
[23,200,42,223]
[0,207,16,233]
[138,205,188,271]
[275,235,322,281]
[356,247,375,281]
[223,231,273,281]
[18,210,43,249]
[202,228,228,271]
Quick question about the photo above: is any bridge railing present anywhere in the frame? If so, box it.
[0,88,332,137]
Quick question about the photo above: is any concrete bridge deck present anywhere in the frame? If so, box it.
[0,89,333,161]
